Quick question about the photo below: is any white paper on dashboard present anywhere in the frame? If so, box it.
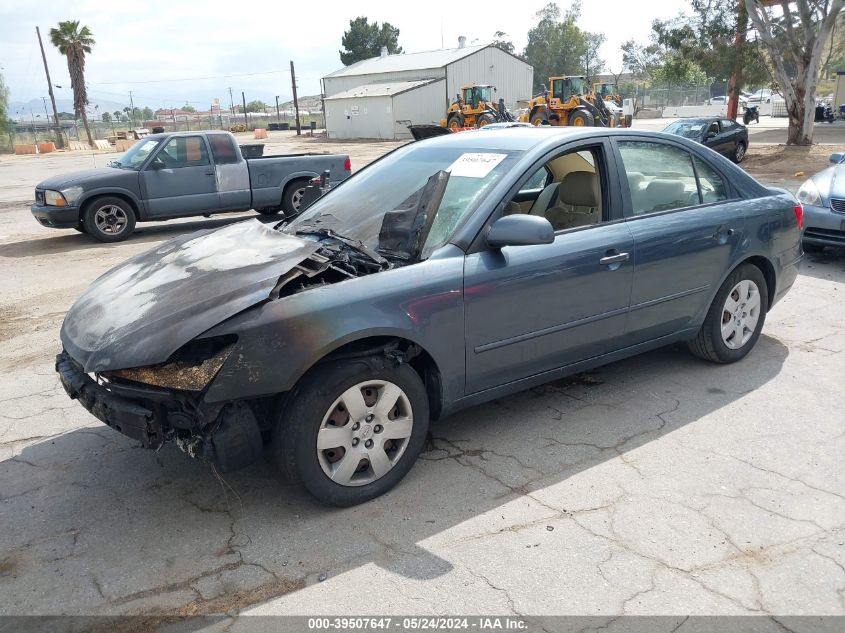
[446,153,507,178]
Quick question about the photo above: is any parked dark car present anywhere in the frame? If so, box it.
[31,131,351,242]
[56,128,802,506]
[796,151,845,251]
[662,117,749,163]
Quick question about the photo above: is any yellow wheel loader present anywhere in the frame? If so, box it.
[441,85,515,129]
[593,82,623,107]
[520,76,615,127]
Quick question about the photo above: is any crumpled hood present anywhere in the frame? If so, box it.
[61,220,320,373]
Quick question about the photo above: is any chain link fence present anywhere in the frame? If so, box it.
[637,84,713,109]
[2,110,326,153]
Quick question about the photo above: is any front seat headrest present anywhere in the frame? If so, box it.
[558,171,599,208]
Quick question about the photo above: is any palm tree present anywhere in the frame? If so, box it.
[49,21,95,147]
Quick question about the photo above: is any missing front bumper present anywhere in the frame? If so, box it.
[56,351,166,448]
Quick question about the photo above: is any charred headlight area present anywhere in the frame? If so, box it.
[104,335,236,392]
[88,335,274,471]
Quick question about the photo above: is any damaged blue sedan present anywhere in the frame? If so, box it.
[57,128,802,506]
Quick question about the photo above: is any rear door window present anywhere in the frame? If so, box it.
[693,156,729,203]
[618,141,699,215]
[208,134,239,164]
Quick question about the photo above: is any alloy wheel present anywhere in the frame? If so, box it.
[94,205,128,235]
[720,279,761,350]
[316,380,414,486]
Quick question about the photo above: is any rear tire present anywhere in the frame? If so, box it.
[81,196,136,243]
[688,264,768,363]
[733,141,747,163]
[273,357,429,506]
[281,179,309,216]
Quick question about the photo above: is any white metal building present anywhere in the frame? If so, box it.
[322,41,534,140]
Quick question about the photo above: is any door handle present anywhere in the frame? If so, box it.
[204,170,215,176]
[713,225,735,242]
[599,251,630,266]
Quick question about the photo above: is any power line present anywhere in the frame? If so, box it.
[88,69,324,86]
[90,69,295,85]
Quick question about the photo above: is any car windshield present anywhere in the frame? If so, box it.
[663,121,707,139]
[285,143,524,260]
[114,138,162,170]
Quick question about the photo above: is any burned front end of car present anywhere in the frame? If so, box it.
[55,335,264,470]
[56,157,462,476]
[54,218,393,470]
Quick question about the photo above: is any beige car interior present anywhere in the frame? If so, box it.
[504,149,602,232]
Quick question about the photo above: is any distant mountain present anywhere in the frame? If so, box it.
[8,98,128,120]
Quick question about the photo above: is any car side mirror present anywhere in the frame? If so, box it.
[706,131,717,140]
[487,214,554,249]
[830,152,844,164]
[149,157,165,170]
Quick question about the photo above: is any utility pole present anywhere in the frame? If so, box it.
[275,95,281,124]
[242,91,248,130]
[129,90,136,127]
[228,87,235,126]
[290,60,301,135]
[36,26,63,148]
[726,0,748,121]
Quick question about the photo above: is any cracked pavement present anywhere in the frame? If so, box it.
[1,141,844,623]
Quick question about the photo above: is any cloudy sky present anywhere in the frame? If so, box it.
[2,0,689,111]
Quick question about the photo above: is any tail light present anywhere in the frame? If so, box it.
[344,157,351,172]
[793,203,804,230]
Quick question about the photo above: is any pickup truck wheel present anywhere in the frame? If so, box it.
[688,264,768,363]
[273,357,429,506]
[82,197,136,243]
[282,180,309,216]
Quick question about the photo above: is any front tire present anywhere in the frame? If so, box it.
[447,113,465,130]
[476,113,496,128]
[569,109,595,127]
[530,111,548,126]
[688,264,768,363]
[273,357,430,506]
[733,141,747,163]
[81,196,136,243]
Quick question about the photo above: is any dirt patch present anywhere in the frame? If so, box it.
[86,576,306,633]
[0,556,18,576]
[742,144,845,181]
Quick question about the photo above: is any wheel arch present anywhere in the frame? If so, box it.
[297,335,446,420]
[79,190,142,220]
[741,255,776,311]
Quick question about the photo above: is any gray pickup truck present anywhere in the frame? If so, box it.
[31,131,351,242]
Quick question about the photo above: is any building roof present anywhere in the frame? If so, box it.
[324,78,443,101]
[324,44,488,79]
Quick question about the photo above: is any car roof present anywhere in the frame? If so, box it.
[666,117,718,124]
[416,127,714,153]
